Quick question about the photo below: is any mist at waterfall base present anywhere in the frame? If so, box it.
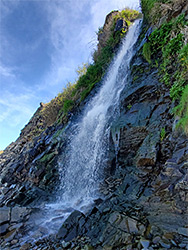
[27,19,142,240]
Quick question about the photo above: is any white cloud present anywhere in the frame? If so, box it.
[0,63,16,78]
[0,89,36,126]
[40,0,94,89]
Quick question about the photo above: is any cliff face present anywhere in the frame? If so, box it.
[0,3,188,250]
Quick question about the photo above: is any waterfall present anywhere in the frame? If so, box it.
[23,19,142,241]
[58,19,142,209]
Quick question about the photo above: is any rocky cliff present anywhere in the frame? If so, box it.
[0,2,188,250]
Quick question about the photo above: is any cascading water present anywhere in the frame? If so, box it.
[24,19,142,241]
[58,19,142,209]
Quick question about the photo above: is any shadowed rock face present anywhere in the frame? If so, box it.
[97,11,119,52]
[0,4,188,250]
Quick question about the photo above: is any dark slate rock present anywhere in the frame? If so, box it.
[114,19,128,32]
[57,210,85,240]
[57,226,68,239]
[64,226,77,241]
[136,132,160,166]
[0,223,9,236]
[11,207,30,223]
[0,207,10,225]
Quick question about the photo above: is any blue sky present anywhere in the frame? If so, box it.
[0,0,139,150]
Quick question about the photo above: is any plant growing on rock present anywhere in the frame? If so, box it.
[160,127,166,141]
[142,12,188,134]
[173,84,188,134]
[143,42,152,63]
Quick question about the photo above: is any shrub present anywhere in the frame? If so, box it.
[143,42,151,63]
[63,99,74,113]
[141,0,158,21]
[179,43,188,69]
[173,85,188,134]
[113,8,140,23]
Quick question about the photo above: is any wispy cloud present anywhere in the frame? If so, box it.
[0,87,36,124]
[0,63,16,78]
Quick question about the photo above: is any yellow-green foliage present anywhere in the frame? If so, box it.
[179,43,188,70]
[76,63,89,80]
[97,27,103,35]
[57,82,76,103]
[41,81,76,116]
[160,127,166,141]
[173,85,188,134]
[113,8,140,24]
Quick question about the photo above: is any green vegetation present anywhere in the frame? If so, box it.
[127,104,132,109]
[143,42,151,63]
[113,8,140,26]
[160,127,166,141]
[53,127,65,140]
[97,27,103,35]
[39,152,56,163]
[173,85,188,134]
[141,0,172,23]
[62,99,74,113]
[140,0,157,21]
[141,10,188,134]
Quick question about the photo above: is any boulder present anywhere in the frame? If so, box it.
[136,132,160,167]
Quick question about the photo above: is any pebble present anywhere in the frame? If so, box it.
[159,239,171,249]
[152,236,161,244]
[140,239,150,249]
[103,207,111,213]
[11,239,18,245]
[62,240,71,248]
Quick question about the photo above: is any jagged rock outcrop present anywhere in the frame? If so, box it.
[0,2,188,250]
[97,11,119,54]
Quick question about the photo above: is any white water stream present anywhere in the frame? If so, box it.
[25,19,142,241]
[57,19,142,209]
